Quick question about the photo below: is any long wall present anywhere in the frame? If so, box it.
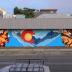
[0,29,72,47]
[0,18,72,29]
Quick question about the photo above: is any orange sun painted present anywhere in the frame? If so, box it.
[21,30,35,43]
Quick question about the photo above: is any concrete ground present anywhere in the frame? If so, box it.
[0,48,72,56]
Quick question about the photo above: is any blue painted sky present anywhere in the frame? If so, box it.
[0,0,72,14]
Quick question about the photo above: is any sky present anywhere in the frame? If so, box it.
[0,0,72,15]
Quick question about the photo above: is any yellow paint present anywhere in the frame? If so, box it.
[24,33,32,41]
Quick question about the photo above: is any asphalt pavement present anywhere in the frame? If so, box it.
[0,49,72,72]
[0,55,72,72]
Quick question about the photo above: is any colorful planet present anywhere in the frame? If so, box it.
[21,29,35,43]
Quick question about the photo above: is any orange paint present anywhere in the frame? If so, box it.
[21,29,35,43]
[0,30,8,47]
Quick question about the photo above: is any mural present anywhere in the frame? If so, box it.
[0,30,8,47]
[62,29,72,47]
[0,29,71,47]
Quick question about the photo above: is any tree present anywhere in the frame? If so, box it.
[14,7,35,18]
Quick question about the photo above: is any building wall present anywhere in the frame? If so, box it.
[0,18,72,29]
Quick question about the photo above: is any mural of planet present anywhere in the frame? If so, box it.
[1,29,71,48]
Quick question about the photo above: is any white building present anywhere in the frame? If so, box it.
[36,9,72,18]
[0,8,7,18]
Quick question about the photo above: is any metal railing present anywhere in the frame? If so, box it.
[15,59,46,65]
[9,59,46,72]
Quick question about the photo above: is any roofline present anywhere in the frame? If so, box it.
[40,9,57,11]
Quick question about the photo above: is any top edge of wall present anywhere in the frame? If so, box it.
[0,18,72,29]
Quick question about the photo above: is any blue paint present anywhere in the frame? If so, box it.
[48,35,65,46]
[5,31,65,47]
[5,31,23,47]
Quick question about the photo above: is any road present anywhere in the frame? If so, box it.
[0,55,72,72]
[0,49,72,72]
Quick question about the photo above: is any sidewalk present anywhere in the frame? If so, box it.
[0,48,72,56]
